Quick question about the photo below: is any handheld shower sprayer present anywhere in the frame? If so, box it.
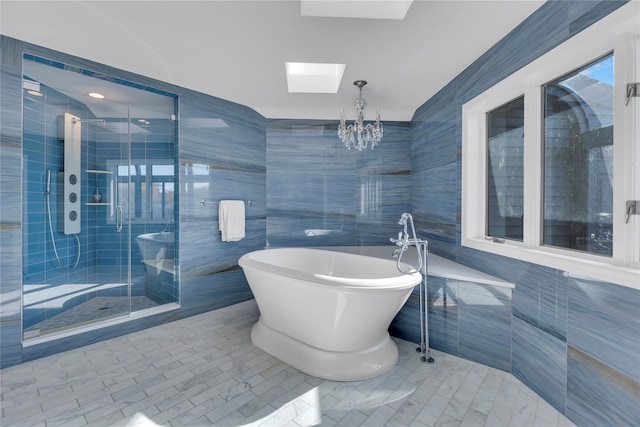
[45,168,80,270]
[45,169,51,195]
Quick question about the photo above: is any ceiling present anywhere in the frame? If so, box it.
[0,0,545,121]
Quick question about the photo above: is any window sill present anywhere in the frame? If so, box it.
[462,237,640,290]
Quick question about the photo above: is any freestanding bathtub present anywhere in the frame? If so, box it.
[238,247,422,381]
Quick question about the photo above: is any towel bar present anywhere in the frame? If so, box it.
[200,199,253,206]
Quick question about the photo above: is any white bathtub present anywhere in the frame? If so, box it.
[135,232,175,275]
[238,247,422,381]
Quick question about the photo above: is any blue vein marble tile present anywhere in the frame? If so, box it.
[0,228,22,321]
[389,293,421,344]
[411,162,457,223]
[179,219,265,279]
[266,215,356,247]
[268,172,356,214]
[456,2,571,105]
[0,62,22,146]
[180,269,253,318]
[458,281,512,371]
[512,263,568,341]
[266,119,411,249]
[566,345,640,427]
[267,120,356,173]
[427,276,459,355]
[0,319,21,368]
[0,191,21,225]
[411,85,458,174]
[411,215,456,258]
[567,277,640,382]
[356,174,410,221]
[355,122,411,175]
[180,89,265,171]
[567,1,627,36]
[512,316,567,413]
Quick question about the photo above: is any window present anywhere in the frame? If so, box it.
[462,4,639,288]
[487,96,524,242]
[543,54,614,256]
[108,160,175,223]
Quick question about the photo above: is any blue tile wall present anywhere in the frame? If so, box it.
[457,281,512,371]
[566,346,640,427]
[0,40,24,368]
[266,119,411,248]
[392,276,512,372]
[178,87,266,281]
[408,0,636,424]
[567,277,640,383]
[512,316,567,412]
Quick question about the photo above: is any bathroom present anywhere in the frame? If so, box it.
[1,1,639,426]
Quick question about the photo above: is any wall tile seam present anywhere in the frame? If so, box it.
[512,311,567,343]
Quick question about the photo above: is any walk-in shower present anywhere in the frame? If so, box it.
[22,55,179,339]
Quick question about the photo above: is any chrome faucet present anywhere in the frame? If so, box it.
[390,212,434,364]
[162,209,174,233]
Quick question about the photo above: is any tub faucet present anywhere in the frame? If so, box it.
[390,212,434,364]
[162,209,174,233]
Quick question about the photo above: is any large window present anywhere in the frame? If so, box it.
[543,54,614,256]
[462,4,639,288]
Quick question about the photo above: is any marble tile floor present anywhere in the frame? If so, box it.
[1,300,576,427]
[25,296,160,336]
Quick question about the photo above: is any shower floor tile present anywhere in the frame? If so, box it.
[24,296,158,335]
[1,300,576,427]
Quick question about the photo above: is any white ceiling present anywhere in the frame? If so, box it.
[0,0,545,121]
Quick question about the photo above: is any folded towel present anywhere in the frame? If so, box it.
[219,200,245,242]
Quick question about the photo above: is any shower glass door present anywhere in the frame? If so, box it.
[22,56,177,339]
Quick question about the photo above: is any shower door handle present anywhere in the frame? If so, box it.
[116,205,123,232]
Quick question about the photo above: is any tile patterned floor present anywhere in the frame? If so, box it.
[0,300,576,427]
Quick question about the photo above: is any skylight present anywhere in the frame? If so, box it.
[300,0,414,20]
[285,62,346,93]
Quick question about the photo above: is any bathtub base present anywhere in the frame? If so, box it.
[251,318,399,381]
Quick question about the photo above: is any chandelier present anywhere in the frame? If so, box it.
[338,80,383,151]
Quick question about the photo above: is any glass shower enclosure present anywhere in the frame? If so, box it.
[22,56,179,339]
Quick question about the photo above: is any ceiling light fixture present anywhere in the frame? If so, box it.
[88,92,104,99]
[338,80,383,151]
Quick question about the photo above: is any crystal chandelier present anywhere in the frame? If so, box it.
[338,80,383,151]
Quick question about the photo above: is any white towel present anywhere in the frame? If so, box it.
[219,200,245,242]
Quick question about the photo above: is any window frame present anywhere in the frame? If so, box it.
[462,3,639,289]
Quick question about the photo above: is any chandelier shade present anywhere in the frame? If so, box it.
[338,80,383,151]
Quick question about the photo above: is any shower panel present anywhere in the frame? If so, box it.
[57,113,82,235]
